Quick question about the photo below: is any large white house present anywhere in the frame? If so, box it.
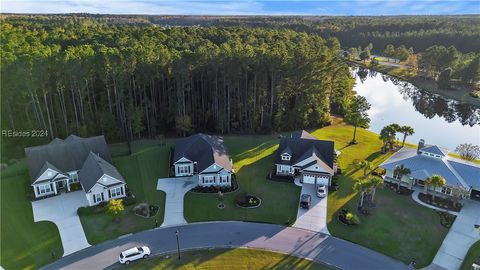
[275,130,335,186]
[380,139,480,200]
[172,133,234,187]
[25,135,127,206]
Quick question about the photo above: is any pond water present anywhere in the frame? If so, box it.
[352,67,480,150]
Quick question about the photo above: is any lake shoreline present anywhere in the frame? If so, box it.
[347,60,480,108]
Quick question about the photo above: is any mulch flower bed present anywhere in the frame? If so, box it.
[418,193,462,212]
[385,182,414,195]
[236,194,262,209]
[190,176,239,193]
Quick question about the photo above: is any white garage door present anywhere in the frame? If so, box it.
[302,174,329,185]
[316,175,329,186]
[302,174,316,184]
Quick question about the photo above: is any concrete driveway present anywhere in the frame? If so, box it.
[293,183,329,234]
[156,176,198,227]
[432,200,480,270]
[31,191,90,256]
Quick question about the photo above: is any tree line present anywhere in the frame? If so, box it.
[0,17,354,158]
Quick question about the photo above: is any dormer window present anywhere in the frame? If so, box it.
[281,153,291,161]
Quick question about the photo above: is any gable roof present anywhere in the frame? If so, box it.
[420,145,448,156]
[290,130,317,140]
[276,130,334,171]
[78,152,125,192]
[173,133,233,173]
[33,161,62,181]
[25,135,112,182]
[380,147,480,189]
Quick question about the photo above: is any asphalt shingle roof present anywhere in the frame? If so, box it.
[78,152,125,192]
[25,135,112,182]
[276,130,334,171]
[173,133,233,173]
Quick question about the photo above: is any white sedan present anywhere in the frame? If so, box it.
[119,246,151,264]
[316,185,327,198]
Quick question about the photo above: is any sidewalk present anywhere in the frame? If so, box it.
[411,189,459,216]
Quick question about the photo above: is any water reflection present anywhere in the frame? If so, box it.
[353,67,480,127]
[352,67,480,149]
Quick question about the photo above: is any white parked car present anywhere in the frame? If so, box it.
[317,185,327,198]
[119,246,151,264]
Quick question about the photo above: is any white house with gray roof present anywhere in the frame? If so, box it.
[275,130,335,186]
[25,135,126,206]
[172,133,234,187]
[380,139,480,200]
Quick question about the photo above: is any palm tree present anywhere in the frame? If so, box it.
[424,174,446,201]
[356,160,373,178]
[398,125,415,147]
[353,179,373,208]
[393,164,411,191]
[368,176,384,202]
[379,124,399,152]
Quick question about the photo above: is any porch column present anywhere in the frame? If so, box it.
[66,179,71,192]
[53,181,58,194]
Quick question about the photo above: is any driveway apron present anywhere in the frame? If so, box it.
[157,176,197,227]
[31,191,90,256]
[293,183,329,234]
[432,200,480,270]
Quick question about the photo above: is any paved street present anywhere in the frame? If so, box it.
[432,200,480,270]
[41,221,408,270]
[293,183,329,234]
[31,191,91,256]
[156,176,197,226]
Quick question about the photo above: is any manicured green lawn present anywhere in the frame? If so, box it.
[0,161,63,270]
[78,141,169,245]
[124,248,331,270]
[461,241,480,270]
[318,121,450,268]
[184,135,301,225]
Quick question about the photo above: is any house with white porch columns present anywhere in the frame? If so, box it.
[25,135,127,206]
[275,130,335,186]
[172,133,234,187]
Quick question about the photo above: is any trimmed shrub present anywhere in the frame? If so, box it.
[346,212,361,225]
[123,196,137,206]
[69,182,82,191]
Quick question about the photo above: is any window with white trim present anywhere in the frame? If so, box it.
[69,173,79,183]
[38,184,52,194]
[178,165,191,174]
[280,165,290,173]
[93,193,103,203]
[219,175,229,183]
[281,154,291,161]
[110,186,123,197]
[203,175,215,184]
[441,186,452,195]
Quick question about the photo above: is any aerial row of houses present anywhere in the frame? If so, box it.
[25,131,479,206]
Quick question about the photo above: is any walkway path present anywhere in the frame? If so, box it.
[411,189,459,216]
[41,221,409,270]
[156,176,197,226]
[432,200,480,270]
[31,191,91,256]
[293,182,329,234]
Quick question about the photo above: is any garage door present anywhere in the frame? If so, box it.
[302,174,316,184]
[316,176,329,186]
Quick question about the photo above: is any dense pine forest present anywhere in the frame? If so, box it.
[1,16,354,158]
